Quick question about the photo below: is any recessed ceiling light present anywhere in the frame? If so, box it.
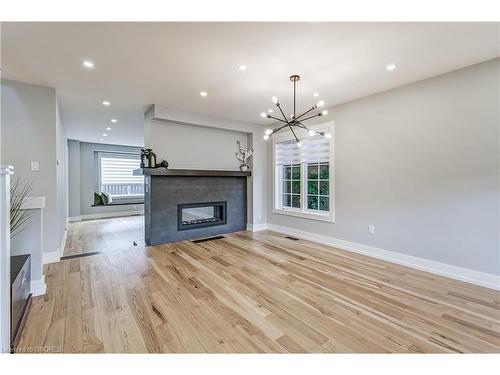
[100,138,104,142]
[106,127,112,131]
[386,64,397,71]
[102,101,111,106]
[110,118,117,123]
[82,60,94,69]
[313,92,319,97]
[200,91,208,97]
[102,133,107,137]
[237,64,247,71]
[268,109,273,113]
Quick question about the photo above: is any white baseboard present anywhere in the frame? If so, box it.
[246,223,268,232]
[42,227,68,265]
[69,210,144,222]
[265,223,500,291]
[31,276,46,296]
[59,226,68,258]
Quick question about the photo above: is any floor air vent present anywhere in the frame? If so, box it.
[285,236,300,241]
[192,235,225,243]
[60,251,101,260]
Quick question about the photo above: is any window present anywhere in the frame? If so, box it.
[97,152,144,200]
[282,163,301,208]
[273,123,334,222]
[307,162,330,212]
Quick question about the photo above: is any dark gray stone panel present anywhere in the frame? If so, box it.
[145,176,247,245]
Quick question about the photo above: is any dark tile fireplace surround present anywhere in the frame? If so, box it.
[134,169,251,245]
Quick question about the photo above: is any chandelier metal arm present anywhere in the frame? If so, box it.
[276,103,289,123]
[294,122,309,130]
[289,124,300,143]
[297,113,322,123]
[294,106,316,122]
[272,123,289,134]
[267,115,287,123]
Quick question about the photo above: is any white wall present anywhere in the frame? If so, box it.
[267,58,500,277]
[1,79,67,258]
[147,120,247,170]
[145,105,268,226]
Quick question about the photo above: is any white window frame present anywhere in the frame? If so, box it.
[96,151,144,202]
[272,122,335,223]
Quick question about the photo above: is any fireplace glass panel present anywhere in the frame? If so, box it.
[178,201,227,231]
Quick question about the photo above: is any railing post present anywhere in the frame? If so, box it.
[0,165,13,353]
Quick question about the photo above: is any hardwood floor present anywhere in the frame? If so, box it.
[63,216,144,256]
[19,230,500,353]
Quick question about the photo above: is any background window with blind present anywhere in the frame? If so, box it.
[273,123,334,222]
[97,152,144,200]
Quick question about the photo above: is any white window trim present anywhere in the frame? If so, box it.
[96,151,144,202]
[272,121,335,223]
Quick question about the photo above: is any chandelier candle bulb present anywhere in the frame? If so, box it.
[308,129,316,136]
[325,133,332,139]
[260,112,267,118]
[317,100,325,107]
[264,135,269,140]
[322,110,328,116]
[272,96,278,104]
[265,129,273,135]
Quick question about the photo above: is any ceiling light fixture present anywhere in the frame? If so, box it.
[386,64,397,71]
[82,60,94,69]
[268,109,273,113]
[106,127,112,131]
[102,101,111,106]
[102,133,107,137]
[237,64,247,71]
[110,118,117,123]
[200,91,208,97]
[261,75,331,144]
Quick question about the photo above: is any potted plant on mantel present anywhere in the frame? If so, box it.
[235,140,254,172]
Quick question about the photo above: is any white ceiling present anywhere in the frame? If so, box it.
[2,22,499,146]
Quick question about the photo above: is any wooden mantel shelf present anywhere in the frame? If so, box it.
[133,168,251,177]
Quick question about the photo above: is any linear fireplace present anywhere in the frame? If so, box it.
[134,168,250,245]
[178,201,227,231]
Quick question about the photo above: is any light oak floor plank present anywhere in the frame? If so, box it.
[18,225,500,353]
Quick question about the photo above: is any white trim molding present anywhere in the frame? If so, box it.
[19,196,46,210]
[31,276,47,297]
[246,223,268,232]
[265,223,500,291]
[69,210,143,222]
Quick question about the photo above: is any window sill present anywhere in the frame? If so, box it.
[92,201,144,207]
[272,208,335,223]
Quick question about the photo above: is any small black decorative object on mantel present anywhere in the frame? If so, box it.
[141,148,157,168]
[156,160,169,169]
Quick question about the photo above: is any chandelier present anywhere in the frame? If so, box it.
[261,74,331,146]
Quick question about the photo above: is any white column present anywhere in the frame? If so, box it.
[0,165,13,353]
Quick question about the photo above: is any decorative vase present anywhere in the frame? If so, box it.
[240,165,249,172]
